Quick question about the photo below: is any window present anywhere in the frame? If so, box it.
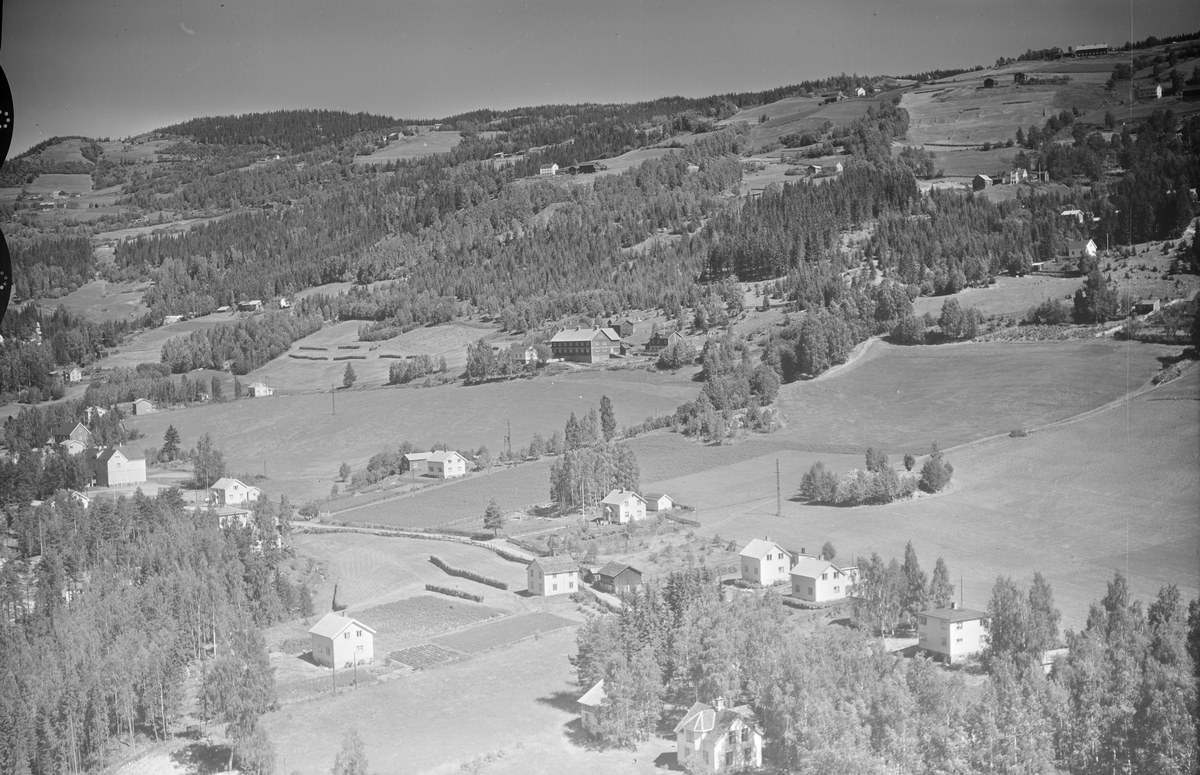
[745,746,754,761]
[344,632,350,640]
[941,638,947,646]
[726,751,734,766]
[919,616,927,626]
[741,728,748,743]
[568,581,574,589]
[552,584,558,591]
[955,638,963,644]
[834,586,840,593]
[919,632,926,641]
[808,587,814,595]
[941,620,947,630]
[357,644,363,652]
[686,730,693,743]
[765,553,772,561]
[356,629,362,637]
[821,572,827,580]
[778,566,784,574]
[955,622,963,630]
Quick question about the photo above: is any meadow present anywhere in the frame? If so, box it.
[909,274,1082,320]
[26,173,93,195]
[352,131,461,164]
[902,83,1056,146]
[33,279,151,323]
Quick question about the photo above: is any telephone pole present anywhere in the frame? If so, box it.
[776,459,781,516]
[331,383,336,415]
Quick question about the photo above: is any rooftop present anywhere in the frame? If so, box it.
[601,488,644,505]
[919,606,988,623]
[550,327,620,343]
[578,679,606,707]
[739,538,787,560]
[308,611,376,639]
[532,555,580,575]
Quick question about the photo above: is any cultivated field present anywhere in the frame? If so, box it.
[90,312,240,369]
[126,366,699,502]
[25,173,93,195]
[910,274,1083,320]
[686,366,1200,633]
[903,83,1057,146]
[352,131,461,164]
[33,279,151,323]
[432,612,577,654]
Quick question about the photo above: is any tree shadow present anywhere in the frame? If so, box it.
[535,689,581,714]
[562,718,606,751]
[295,650,320,667]
[654,752,682,771]
[169,740,229,775]
[827,617,853,629]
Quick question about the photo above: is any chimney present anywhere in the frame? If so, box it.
[950,602,958,610]
[714,697,726,712]
[800,547,805,556]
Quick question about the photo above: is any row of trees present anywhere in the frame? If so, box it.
[799,444,953,506]
[160,312,322,374]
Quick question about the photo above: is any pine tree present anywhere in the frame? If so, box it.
[928,557,955,609]
[901,541,929,625]
[342,362,357,388]
[483,498,505,536]
[599,395,617,442]
[162,425,181,461]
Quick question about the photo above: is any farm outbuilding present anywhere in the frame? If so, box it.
[402,452,431,474]
[578,680,606,735]
[308,612,375,669]
[643,492,674,511]
[132,398,155,415]
[594,562,644,594]
[237,300,264,312]
[59,439,86,456]
[972,174,993,191]
[1069,43,1108,57]
[247,381,273,397]
[1133,298,1161,315]
[983,77,996,88]
[917,603,989,664]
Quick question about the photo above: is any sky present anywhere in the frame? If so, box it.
[2,0,1198,155]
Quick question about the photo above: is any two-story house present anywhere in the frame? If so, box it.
[917,602,990,663]
[308,612,376,669]
[549,327,621,363]
[789,556,858,602]
[428,450,468,478]
[739,539,793,586]
[600,489,647,524]
[527,556,580,596]
[674,697,763,773]
[210,477,262,506]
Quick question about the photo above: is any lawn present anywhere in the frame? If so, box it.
[125,366,699,503]
[353,131,461,164]
[356,595,506,651]
[432,612,578,654]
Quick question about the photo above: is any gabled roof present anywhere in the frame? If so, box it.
[601,489,645,506]
[739,538,787,560]
[642,492,671,502]
[918,606,988,623]
[429,450,464,463]
[578,679,606,707]
[54,421,90,437]
[211,477,251,491]
[94,447,132,464]
[531,555,580,575]
[550,327,620,343]
[709,705,759,741]
[597,561,642,579]
[1068,238,1096,250]
[674,701,716,734]
[790,557,836,578]
[308,611,376,639]
[403,452,432,461]
[974,173,993,182]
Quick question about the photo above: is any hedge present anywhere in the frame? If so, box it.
[332,355,368,361]
[337,345,361,350]
[298,346,328,351]
[425,584,484,603]
[429,555,509,590]
[289,354,328,360]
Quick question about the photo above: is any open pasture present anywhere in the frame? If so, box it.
[771,338,1174,453]
[906,144,1022,179]
[288,531,528,614]
[432,611,577,654]
[703,367,1200,634]
[26,173,93,195]
[126,366,699,502]
[353,131,461,164]
[560,147,678,184]
[910,274,1082,320]
[33,279,150,323]
[27,138,92,165]
[91,312,237,369]
[903,85,1056,146]
[98,138,176,162]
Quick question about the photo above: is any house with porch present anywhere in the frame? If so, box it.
[210,477,262,506]
[53,421,94,447]
[600,489,647,524]
[674,697,763,773]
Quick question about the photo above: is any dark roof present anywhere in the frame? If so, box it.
[597,561,642,580]
[54,421,89,436]
[919,606,988,622]
[533,555,580,574]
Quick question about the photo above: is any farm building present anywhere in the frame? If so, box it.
[539,163,559,176]
[59,439,86,456]
[308,612,375,669]
[86,405,108,422]
[402,452,431,474]
[523,346,540,364]
[247,381,274,397]
[526,556,580,597]
[1069,43,1108,57]
[89,448,147,488]
[855,86,867,97]
[983,77,996,88]
[132,398,155,415]
[212,506,253,529]
[607,318,636,337]
[789,557,858,602]
[972,174,993,191]
[209,477,261,506]
[917,603,990,664]
[645,330,685,354]
[643,492,674,512]
[1013,72,1028,84]
[594,562,644,594]
[739,539,794,587]
[549,327,621,363]
[68,491,91,509]
[1005,168,1028,185]
[1133,298,1161,315]
[674,698,763,773]
[428,450,468,478]
[53,421,94,447]
[1061,208,1086,223]
[686,163,700,173]
[601,489,647,524]
[237,300,264,312]
[578,680,606,735]
[67,367,82,383]
[163,315,184,326]
[1136,83,1162,100]
[1067,239,1098,260]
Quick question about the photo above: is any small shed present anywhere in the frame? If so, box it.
[1133,298,1161,315]
[247,381,274,398]
[132,398,155,415]
[578,680,606,735]
[594,562,644,594]
[643,492,674,512]
[983,77,996,88]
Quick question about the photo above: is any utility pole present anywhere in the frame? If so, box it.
[506,419,512,458]
[331,383,335,415]
[775,459,781,517]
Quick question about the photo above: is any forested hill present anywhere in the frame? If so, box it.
[156,109,404,152]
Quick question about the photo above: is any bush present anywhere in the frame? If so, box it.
[800,461,839,503]
[903,453,916,471]
[1009,429,1028,437]
[1024,298,1071,325]
[424,584,484,603]
[919,444,954,493]
[429,555,509,590]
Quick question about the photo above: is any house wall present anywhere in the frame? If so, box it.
[790,568,852,602]
[430,455,466,478]
[741,549,790,586]
[918,616,988,662]
[528,566,579,596]
[311,627,374,668]
[647,496,672,512]
[580,705,600,734]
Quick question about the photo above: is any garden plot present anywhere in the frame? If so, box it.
[388,643,463,670]
[433,612,578,654]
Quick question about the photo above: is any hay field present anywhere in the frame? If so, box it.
[353,131,461,164]
[28,138,92,165]
[694,367,1200,633]
[92,313,237,369]
[26,173,93,195]
[771,338,1173,453]
[125,367,699,502]
[903,84,1056,145]
[560,147,678,185]
[910,275,1082,320]
[247,321,512,392]
[33,279,150,323]
[92,212,240,243]
[98,138,175,162]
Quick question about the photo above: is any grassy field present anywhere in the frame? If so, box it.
[910,275,1083,320]
[686,366,1200,634]
[432,612,577,654]
[770,338,1174,453]
[903,83,1056,146]
[26,173,93,195]
[353,131,461,164]
[32,279,151,323]
[90,312,240,369]
[126,366,699,502]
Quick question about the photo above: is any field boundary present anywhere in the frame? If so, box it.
[294,523,535,563]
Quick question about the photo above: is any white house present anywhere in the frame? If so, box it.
[527,555,580,596]
[789,556,858,602]
[67,367,83,384]
[209,477,262,506]
[524,346,540,365]
[855,86,867,97]
[1067,238,1098,260]
[739,538,793,586]
[1136,83,1162,100]
[600,489,647,524]
[247,381,273,397]
[642,492,674,512]
[308,612,376,669]
[674,698,763,773]
[132,398,155,415]
[89,448,147,488]
[917,603,990,663]
[578,679,606,735]
[539,163,559,176]
[428,450,468,478]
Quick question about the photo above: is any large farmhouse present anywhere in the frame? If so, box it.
[428,450,468,478]
[674,698,763,773]
[53,421,94,447]
[527,556,580,596]
[917,603,990,663]
[549,327,621,363]
[308,612,376,669]
[739,539,794,586]
[645,330,685,353]
[89,448,147,487]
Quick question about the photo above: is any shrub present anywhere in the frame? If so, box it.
[800,461,839,503]
[891,314,926,345]
[1024,298,1071,325]
[919,444,954,493]
[429,555,509,590]
[903,453,916,471]
[424,584,484,603]
[1009,429,1028,437]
